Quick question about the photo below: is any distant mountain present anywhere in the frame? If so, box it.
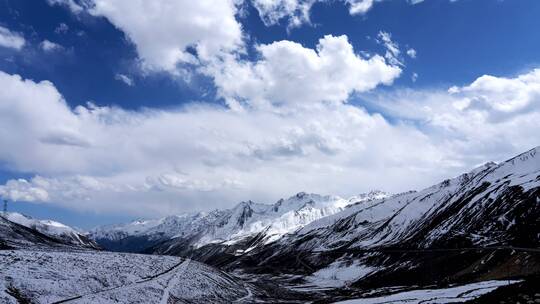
[1,213,99,249]
[90,191,388,256]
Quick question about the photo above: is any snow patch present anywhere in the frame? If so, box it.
[334,280,521,303]
[306,260,377,288]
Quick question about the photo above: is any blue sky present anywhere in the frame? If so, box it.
[0,0,539,229]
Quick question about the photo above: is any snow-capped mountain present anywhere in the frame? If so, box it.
[286,146,539,251]
[2,147,538,303]
[5,212,99,248]
[90,191,388,255]
[1,216,57,249]
[196,191,388,247]
[225,146,540,296]
[90,210,227,242]
[4,212,98,248]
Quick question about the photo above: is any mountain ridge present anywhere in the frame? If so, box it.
[89,190,389,254]
[218,146,539,298]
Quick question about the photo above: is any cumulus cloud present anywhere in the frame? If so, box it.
[0,26,25,50]
[364,68,540,165]
[51,1,400,97]
[0,69,455,216]
[0,179,49,202]
[209,35,401,108]
[448,69,540,118]
[63,0,245,73]
[2,67,539,216]
[0,176,108,203]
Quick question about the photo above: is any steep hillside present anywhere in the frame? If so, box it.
[0,216,83,250]
[224,147,540,301]
[5,212,99,249]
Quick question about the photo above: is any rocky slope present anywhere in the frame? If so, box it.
[4,212,99,249]
[0,215,98,250]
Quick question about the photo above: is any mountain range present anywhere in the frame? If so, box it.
[1,146,539,303]
[89,191,389,255]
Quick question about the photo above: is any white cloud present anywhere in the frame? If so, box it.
[209,35,401,108]
[377,31,403,66]
[252,0,459,28]
[449,69,540,117]
[406,48,417,59]
[68,0,245,73]
[252,0,382,27]
[2,68,538,217]
[114,74,134,86]
[46,0,84,13]
[0,178,49,202]
[0,26,25,50]
[364,68,540,165]
[0,69,452,216]
[40,40,64,52]
[345,0,381,15]
[251,0,316,28]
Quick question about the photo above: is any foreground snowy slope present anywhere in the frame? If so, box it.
[0,249,253,304]
[334,280,521,304]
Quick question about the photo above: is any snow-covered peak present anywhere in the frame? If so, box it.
[272,192,344,213]
[90,218,162,240]
[231,200,270,214]
[189,191,393,247]
[348,190,389,204]
[283,146,540,252]
[92,192,387,252]
[4,212,98,248]
[90,211,225,241]
[5,212,79,237]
